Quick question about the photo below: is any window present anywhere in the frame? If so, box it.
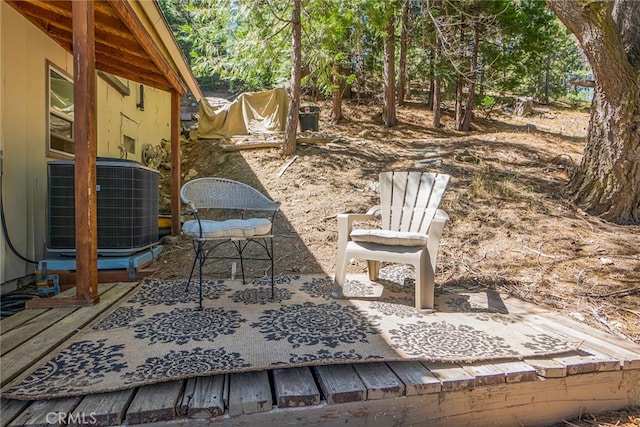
[47,62,74,157]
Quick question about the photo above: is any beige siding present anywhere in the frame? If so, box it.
[0,4,67,284]
[96,78,171,162]
[0,0,3,285]
[0,3,172,287]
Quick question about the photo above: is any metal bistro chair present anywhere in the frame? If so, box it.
[181,178,280,308]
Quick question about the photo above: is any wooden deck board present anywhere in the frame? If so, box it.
[386,361,441,395]
[526,312,640,370]
[524,357,568,378]
[177,377,196,417]
[422,362,475,392]
[0,309,47,335]
[187,375,226,419]
[70,389,135,427]
[227,371,273,416]
[0,286,83,338]
[490,361,538,383]
[463,362,506,387]
[272,367,321,408]
[1,283,136,387]
[1,398,30,427]
[507,298,640,360]
[352,362,405,400]
[552,351,617,376]
[313,364,366,405]
[7,396,82,426]
[125,380,183,425]
[1,281,639,426]
[1,307,77,356]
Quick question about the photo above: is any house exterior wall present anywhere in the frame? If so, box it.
[0,3,172,289]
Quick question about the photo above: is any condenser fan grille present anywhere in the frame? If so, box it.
[47,159,159,255]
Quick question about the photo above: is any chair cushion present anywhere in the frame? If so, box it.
[183,218,272,239]
[350,229,428,247]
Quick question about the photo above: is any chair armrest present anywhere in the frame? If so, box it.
[433,208,449,224]
[366,205,382,216]
[428,209,449,242]
[338,213,376,242]
[335,213,377,278]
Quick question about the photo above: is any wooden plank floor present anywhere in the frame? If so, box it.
[1,283,640,427]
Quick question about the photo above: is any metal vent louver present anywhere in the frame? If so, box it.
[47,158,159,255]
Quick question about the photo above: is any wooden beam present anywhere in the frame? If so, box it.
[8,2,142,48]
[97,71,131,96]
[13,6,164,74]
[96,62,173,92]
[94,50,167,79]
[72,0,99,305]
[107,0,186,95]
[6,1,71,22]
[171,90,182,236]
[6,0,175,93]
[8,0,73,18]
[14,12,169,78]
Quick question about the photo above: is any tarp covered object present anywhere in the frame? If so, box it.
[196,88,288,139]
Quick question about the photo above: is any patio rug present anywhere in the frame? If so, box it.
[2,271,581,400]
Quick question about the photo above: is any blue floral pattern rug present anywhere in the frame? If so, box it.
[2,273,581,400]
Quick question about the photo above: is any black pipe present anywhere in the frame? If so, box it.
[0,174,38,264]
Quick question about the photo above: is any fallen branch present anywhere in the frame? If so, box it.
[578,286,640,299]
[221,141,282,151]
[523,246,556,258]
[569,78,595,88]
[620,308,640,318]
[221,136,334,151]
[277,155,298,177]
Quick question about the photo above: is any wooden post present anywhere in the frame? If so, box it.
[170,90,181,236]
[72,0,99,305]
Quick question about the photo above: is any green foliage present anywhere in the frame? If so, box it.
[481,0,589,102]
[561,91,592,109]
[476,95,497,118]
[157,0,591,104]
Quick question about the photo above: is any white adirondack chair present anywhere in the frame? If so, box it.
[332,171,450,310]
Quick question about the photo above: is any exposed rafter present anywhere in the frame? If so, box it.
[6,0,186,94]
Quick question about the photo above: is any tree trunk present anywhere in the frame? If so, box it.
[546,0,640,224]
[382,12,397,127]
[542,55,551,104]
[283,0,302,156]
[432,32,442,128]
[461,19,480,131]
[427,51,434,110]
[424,1,434,110]
[454,21,465,131]
[331,61,342,124]
[572,88,640,222]
[397,0,410,107]
[454,76,463,130]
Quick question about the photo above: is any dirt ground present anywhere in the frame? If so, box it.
[153,96,639,346]
[151,96,639,425]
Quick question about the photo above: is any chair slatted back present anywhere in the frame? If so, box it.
[379,172,450,234]
[181,178,279,212]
